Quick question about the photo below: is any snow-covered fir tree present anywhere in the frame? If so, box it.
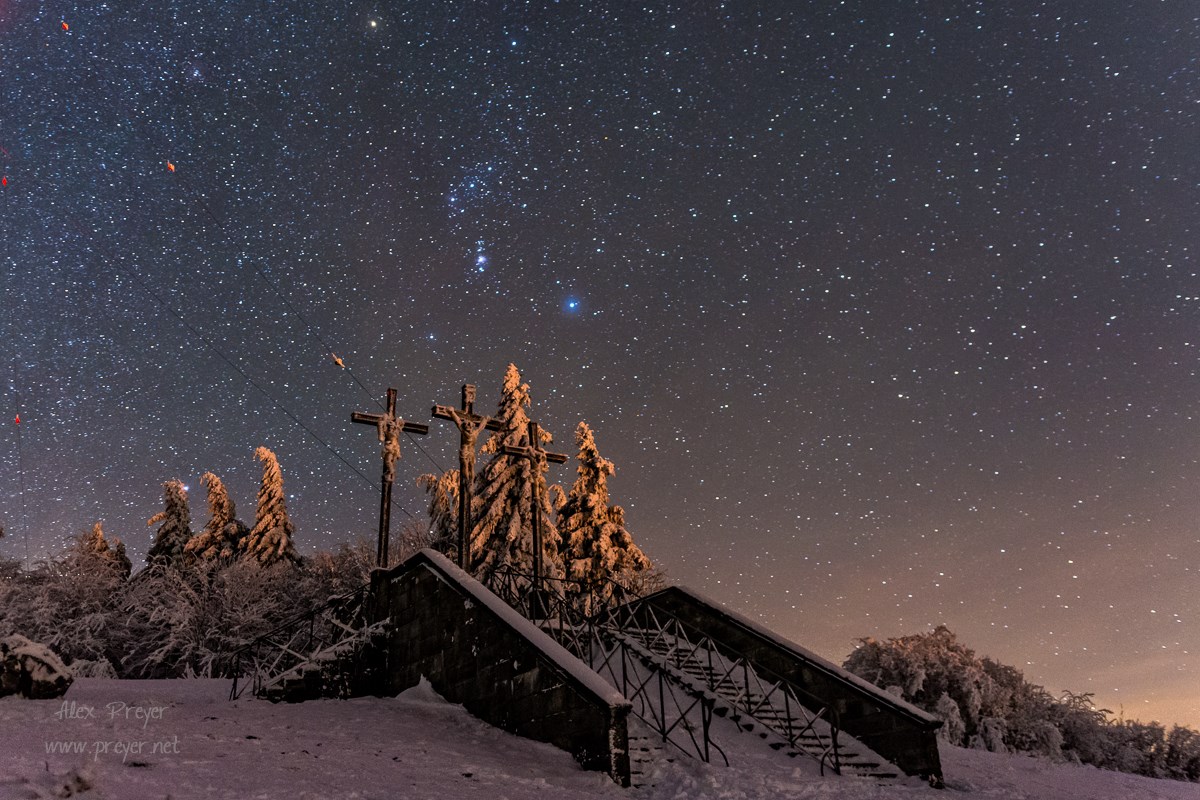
[242,447,298,567]
[416,468,458,556]
[146,480,192,567]
[81,522,132,578]
[555,421,652,609]
[470,364,563,582]
[185,472,248,562]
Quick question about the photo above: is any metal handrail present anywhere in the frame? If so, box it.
[592,633,728,765]
[622,597,845,774]
[227,582,372,700]
[483,568,728,765]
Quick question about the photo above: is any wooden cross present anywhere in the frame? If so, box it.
[501,420,568,598]
[352,387,429,568]
[432,384,504,570]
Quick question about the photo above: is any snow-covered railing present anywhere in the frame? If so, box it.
[227,582,373,701]
[483,567,729,766]
[614,599,845,775]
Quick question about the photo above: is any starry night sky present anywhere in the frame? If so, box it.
[2,3,1197,725]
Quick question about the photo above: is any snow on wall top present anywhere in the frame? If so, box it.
[389,549,632,711]
[653,586,940,726]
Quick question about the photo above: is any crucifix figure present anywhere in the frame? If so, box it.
[501,420,568,603]
[432,384,502,570]
[352,387,429,567]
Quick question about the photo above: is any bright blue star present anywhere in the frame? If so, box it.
[564,297,581,313]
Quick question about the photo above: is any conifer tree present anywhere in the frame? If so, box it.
[81,521,108,556]
[186,472,248,562]
[79,522,132,578]
[416,469,459,556]
[555,422,652,608]
[471,364,562,582]
[146,480,193,567]
[110,537,132,578]
[242,447,298,566]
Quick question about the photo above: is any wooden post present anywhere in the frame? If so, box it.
[432,384,503,570]
[501,420,568,608]
[352,388,429,567]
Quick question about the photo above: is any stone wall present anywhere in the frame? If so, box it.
[367,550,632,786]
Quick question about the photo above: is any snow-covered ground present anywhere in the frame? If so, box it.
[1,679,1195,800]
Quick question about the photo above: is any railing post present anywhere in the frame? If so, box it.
[658,670,667,742]
[702,698,713,763]
[230,651,240,700]
[700,638,710,690]
[785,690,793,743]
[831,719,841,774]
[621,644,628,698]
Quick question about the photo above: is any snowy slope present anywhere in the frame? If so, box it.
[1,679,1196,800]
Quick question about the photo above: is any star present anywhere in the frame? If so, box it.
[0,0,1194,731]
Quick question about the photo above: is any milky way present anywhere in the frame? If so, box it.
[1,3,1197,725]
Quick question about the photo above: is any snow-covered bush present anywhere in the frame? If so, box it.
[844,625,989,742]
[68,658,120,679]
[0,526,129,671]
[971,717,1009,754]
[1163,725,1200,782]
[117,557,314,678]
[1029,720,1065,760]
[934,692,965,744]
[981,657,1057,753]
[0,634,72,698]
[844,627,1200,783]
[1051,690,1112,765]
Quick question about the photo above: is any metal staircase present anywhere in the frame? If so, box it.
[222,557,935,785]
[612,623,896,779]
[483,569,900,781]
